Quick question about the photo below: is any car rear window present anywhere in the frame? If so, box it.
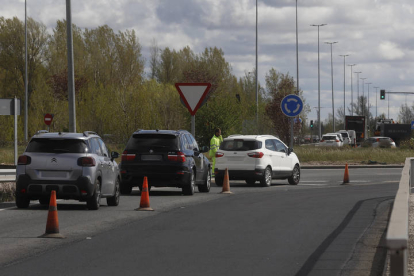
[322,136,337,141]
[26,138,88,153]
[126,134,179,151]
[220,139,262,151]
[340,132,349,138]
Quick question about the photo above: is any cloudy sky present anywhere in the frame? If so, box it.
[3,0,414,123]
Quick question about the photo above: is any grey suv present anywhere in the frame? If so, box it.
[16,131,120,210]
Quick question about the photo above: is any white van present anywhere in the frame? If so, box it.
[341,130,356,147]
[336,130,350,145]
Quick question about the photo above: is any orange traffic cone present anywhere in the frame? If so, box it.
[220,168,233,194]
[135,177,154,211]
[39,190,65,239]
[342,163,350,184]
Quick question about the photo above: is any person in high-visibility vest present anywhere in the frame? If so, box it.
[209,128,223,178]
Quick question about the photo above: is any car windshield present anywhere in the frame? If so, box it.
[127,134,179,151]
[340,133,349,138]
[220,139,262,151]
[26,138,88,153]
[322,136,337,141]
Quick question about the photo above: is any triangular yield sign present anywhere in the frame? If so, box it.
[175,83,211,116]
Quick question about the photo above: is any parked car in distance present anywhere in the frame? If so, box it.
[336,130,350,145]
[214,135,300,187]
[319,133,343,147]
[360,136,396,148]
[16,131,121,210]
[120,129,211,195]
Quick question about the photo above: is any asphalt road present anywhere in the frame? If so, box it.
[0,168,401,276]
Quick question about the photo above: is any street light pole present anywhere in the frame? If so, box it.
[347,64,356,116]
[311,23,327,139]
[25,0,28,141]
[325,42,337,132]
[366,82,372,137]
[339,54,349,129]
[255,0,259,130]
[354,72,362,114]
[292,0,299,148]
[374,86,379,119]
[360,78,367,116]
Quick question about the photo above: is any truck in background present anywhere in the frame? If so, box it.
[345,116,367,146]
[374,119,411,146]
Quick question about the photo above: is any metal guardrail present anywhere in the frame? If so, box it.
[0,169,16,182]
[386,158,412,276]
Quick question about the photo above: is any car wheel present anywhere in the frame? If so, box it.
[107,178,120,206]
[198,168,211,193]
[39,197,50,205]
[288,165,300,185]
[182,170,195,195]
[120,181,132,195]
[87,179,101,210]
[245,179,256,186]
[16,195,30,209]
[260,167,272,187]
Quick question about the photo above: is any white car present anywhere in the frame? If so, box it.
[336,130,350,145]
[214,135,301,187]
[362,137,396,148]
[319,133,343,147]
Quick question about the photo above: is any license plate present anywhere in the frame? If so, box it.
[41,171,67,178]
[141,155,162,161]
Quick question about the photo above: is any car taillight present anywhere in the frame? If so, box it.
[122,151,136,162]
[320,139,325,142]
[168,151,186,162]
[376,138,380,142]
[78,157,96,167]
[18,155,31,165]
[336,140,339,142]
[216,152,224,158]
[248,152,264,158]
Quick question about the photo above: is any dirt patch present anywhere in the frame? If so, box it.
[0,182,15,202]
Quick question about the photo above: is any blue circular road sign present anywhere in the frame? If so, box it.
[281,94,303,117]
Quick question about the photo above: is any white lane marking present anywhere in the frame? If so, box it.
[301,181,328,183]
[299,183,328,186]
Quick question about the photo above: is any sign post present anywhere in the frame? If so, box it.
[280,94,304,148]
[175,83,211,137]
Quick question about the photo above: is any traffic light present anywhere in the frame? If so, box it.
[380,89,385,100]
[310,120,314,129]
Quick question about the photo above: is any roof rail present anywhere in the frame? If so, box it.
[35,130,49,135]
[227,134,242,137]
[83,131,98,137]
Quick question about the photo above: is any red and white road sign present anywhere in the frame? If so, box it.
[44,113,53,126]
[175,83,212,116]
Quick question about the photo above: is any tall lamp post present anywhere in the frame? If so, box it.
[374,86,379,119]
[255,0,258,129]
[354,71,362,114]
[311,23,327,139]
[339,54,349,129]
[360,77,367,116]
[25,0,28,141]
[325,41,338,131]
[366,82,372,137]
[292,0,299,148]
[347,64,356,116]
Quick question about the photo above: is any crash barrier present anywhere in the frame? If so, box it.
[386,157,413,275]
[0,169,16,183]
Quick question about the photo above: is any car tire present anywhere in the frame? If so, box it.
[245,179,256,186]
[288,165,300,185]
[107,178,120,206]
[182,170,195,195]
[16,195,30,209]
[87,179,101,210]
[120,182,132,195]
[198,168,211,193]
[260,166,272,187]
[39,197,50,205]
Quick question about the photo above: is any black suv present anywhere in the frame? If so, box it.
[120,129,211,195]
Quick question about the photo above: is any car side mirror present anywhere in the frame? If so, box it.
[200,146,209,153]
[287,148,294,155]
[111,151,119,161]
